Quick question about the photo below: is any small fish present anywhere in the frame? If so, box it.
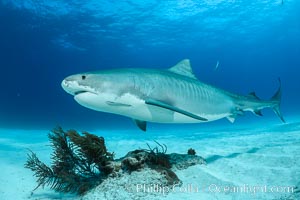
[214,60,220,71]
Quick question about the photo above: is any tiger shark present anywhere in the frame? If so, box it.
[61,59,284,131]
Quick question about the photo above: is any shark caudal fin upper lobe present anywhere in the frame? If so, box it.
[271,78,285,123]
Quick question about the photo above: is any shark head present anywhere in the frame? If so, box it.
[61,71,143,116]
[61,73,98,96]
[62,73,106,111]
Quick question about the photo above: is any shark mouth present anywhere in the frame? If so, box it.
[74,91,89,95]
[74,90,98,96]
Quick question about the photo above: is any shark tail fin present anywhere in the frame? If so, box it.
[271,78,285,123]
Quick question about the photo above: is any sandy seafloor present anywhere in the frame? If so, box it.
[1,119,300,200]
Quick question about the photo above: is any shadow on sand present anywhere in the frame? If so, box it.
[205,147,260,164]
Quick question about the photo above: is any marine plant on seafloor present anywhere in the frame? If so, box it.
[25,128,205,196]
[145,141,171,169]
[120,141,181,186]
[187,148,196,155]
[24,127,114,195]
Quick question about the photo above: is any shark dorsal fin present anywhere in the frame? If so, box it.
[168,59,197,79]
[248,92,260,100]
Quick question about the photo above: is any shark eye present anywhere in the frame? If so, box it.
[82,75,86,80]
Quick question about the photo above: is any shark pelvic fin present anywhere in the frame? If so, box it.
[133,119,147,131]
[145,99,208,121]
[254,110,263,116]
[168,59,197,80]
[227,115,236,123]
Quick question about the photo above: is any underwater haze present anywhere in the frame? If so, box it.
[1,1,300,200]
[0,0,299,130]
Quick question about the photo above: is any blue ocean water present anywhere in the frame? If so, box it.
[0,1,300,200]
[0,0,299,130]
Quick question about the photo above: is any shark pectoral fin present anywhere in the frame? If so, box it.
[227,115,236,123]
[133,119,147,131]
[145,99,208,121]
[106,101,132,107]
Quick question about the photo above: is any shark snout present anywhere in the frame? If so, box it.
[61,79,77,95]
[61,74,84,95]
[61,76,97,96]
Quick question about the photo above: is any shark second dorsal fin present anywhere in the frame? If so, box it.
[168,59,197,79]
[247,92,260,100]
